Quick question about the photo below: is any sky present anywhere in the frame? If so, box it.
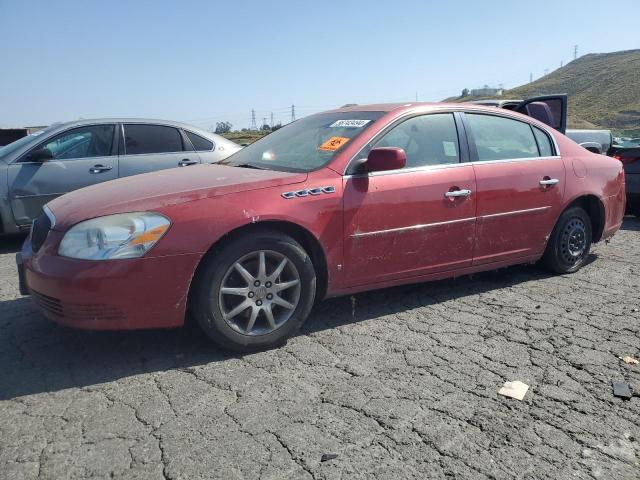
[1,0,638,130]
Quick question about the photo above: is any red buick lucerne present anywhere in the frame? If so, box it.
[17,99,626,351]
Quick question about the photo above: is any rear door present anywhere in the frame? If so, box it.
[118,123,201,177]
[343,112,477,286]
[512,94,567,134]
[463,112,565,265]
[7,124,118,226]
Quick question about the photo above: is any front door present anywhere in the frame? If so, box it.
[463,112,566,265]
[8,124,118,226]
[118,123,201,177]
[343,113,477,287]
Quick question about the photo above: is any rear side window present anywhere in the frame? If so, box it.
[372,113,460,168]
[467,114,538,161]
[185,131,214,151]
[533,127,554,156]
[32,124,115,161]
[124,124,183,155]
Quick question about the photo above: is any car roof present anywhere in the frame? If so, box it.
[323,101,525,116]
[52,118,218,137]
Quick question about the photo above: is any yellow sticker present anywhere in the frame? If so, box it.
[319,136,350,152]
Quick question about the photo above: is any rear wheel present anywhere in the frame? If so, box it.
[192,230,316,351]
[542,206,592,274]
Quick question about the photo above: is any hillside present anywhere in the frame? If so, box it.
[449,49,640,135]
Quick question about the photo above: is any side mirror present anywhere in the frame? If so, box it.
[362,147,406,173]
[27,148,54,162]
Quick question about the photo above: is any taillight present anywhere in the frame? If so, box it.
[614,154,640,165]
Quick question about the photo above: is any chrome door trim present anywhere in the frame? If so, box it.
[351,216,476,238]
[479,206,552,220]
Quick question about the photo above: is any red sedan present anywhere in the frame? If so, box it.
[18,101,626,350]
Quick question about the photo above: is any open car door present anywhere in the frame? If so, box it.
[512,94,567,134]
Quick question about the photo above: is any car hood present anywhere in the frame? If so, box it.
[48,164,307,230]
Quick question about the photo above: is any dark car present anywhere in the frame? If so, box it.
[611,146,640,216]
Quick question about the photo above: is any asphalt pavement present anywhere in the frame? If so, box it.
[1,219,639,479]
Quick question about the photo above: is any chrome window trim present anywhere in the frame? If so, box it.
[344,159,472,179]
[43,205,56,228]
[470,155,562,166]
[343,106,561,176]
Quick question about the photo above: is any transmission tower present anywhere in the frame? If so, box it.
[270,112,274,128]
[573,45,578,60]
[250,109,257,130]
[262,117,267,129]
[529,72,533,83]
[290,104,296,123]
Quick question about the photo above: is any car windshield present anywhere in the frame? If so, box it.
[221,111,384,172]
[0,124,59,159]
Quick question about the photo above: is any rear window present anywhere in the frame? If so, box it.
[124,124,183,155]
[186,131,214,151]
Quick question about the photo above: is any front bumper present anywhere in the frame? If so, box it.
[21,230,203,330]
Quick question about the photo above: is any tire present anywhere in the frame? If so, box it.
[542,206,592,274]
[191,230,316,351]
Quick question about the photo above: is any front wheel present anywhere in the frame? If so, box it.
[542,207,592,274]
[191,230,316,351]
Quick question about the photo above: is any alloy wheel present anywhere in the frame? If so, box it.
[218,250,301,336]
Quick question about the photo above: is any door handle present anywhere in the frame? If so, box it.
[445,189,472,198]
[178,159,198,167]
[89,165,113,174]
[539,178,559,186]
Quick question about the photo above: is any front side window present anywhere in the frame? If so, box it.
[371,113,460,168]
[467,114,539,161]
[29,124,115,161]
[124,124,183,155]
[185,131,214,151]
[221,111,385,172]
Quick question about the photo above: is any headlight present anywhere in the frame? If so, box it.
[58,212,170,260]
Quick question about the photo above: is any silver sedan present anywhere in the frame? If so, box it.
[0,118,241,235]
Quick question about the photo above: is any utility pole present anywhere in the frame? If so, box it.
[290,104,296,123]
[270,112,274,128]
[574,45,578,60]
[250,109,257,130]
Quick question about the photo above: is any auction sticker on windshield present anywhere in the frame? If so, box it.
[319,136,350,151]
[329,119,371,128]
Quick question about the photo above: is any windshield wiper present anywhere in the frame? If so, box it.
[233,163,271,170]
